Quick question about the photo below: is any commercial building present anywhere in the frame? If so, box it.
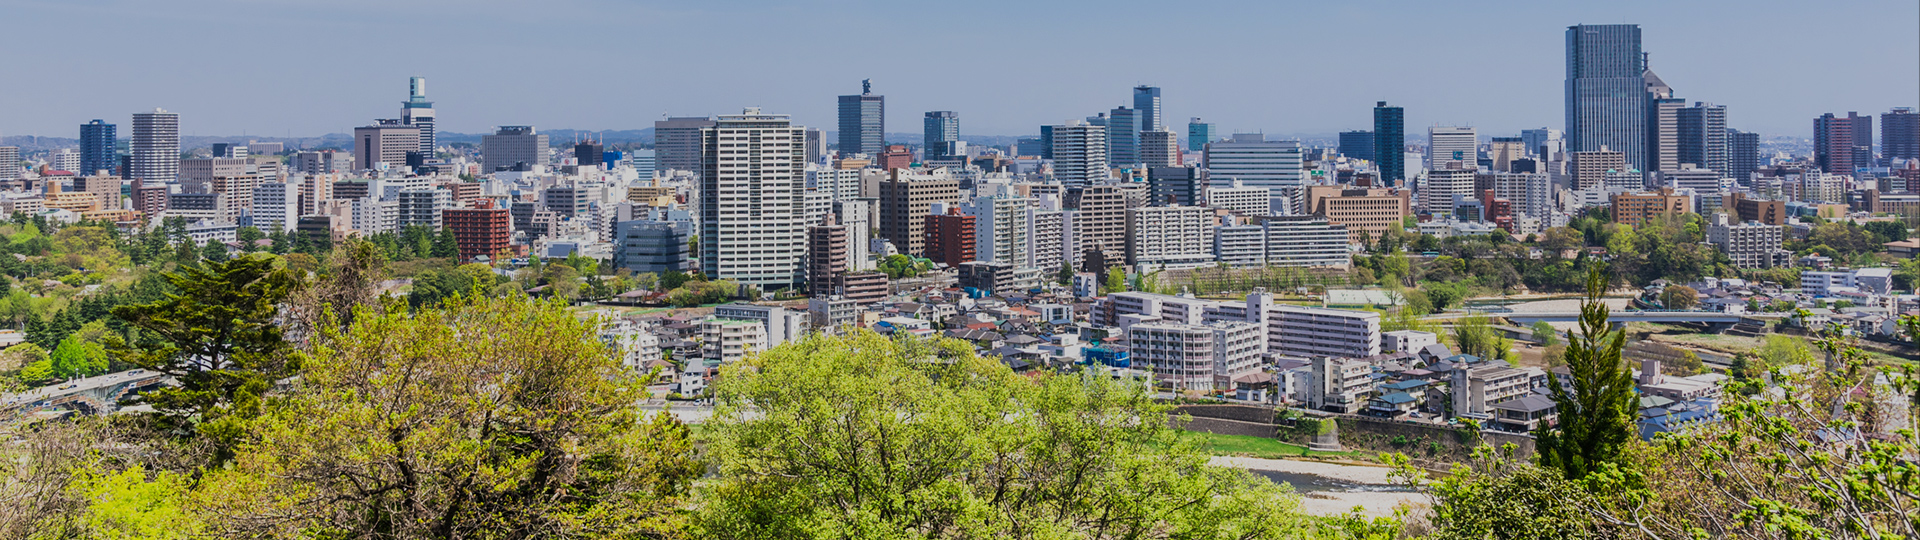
[1374,102,1405,185]
[80,120,116,176]
[1048,120,1108,187]
[923,111,960,161]
[1133,86,1163,132]
[1728,129,1760,183]
[1677,102,1728,176]
[1488,137,1526,173]
[353,120,421,171]
[1187,117,1215,152]
[1138,130,1179,168]
[699,109,807,290]
[924,207,976,267]
[654,117,715,174]
[130,108,180,183]
[1338,130,1374,162]
[400,76,436,153]
[1428,126,1477,169]
[878,169,961,257]
[838,80,885,157]
[395,186,451,229]
[481,126,547,173]
[1885,108,1919,163]
[1204,180,1269,216]
[445,199,513,262]
[1147,166,1202,206]
[1303,186,1411,244]
[1610,187,1690,226]
[1203,133,1303,214]
[1566,24,1648,170]
[1648,80,1684,174]
[1105,106,1139,167]
[1705,213,1788,269]
[1816,112,1874,174]
[1125,205,1215,269]
[1424,164,1477,217]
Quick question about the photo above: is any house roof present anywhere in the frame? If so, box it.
[1374,392,1416,405]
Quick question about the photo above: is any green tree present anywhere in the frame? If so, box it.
[698,329,1344,538]
[192,295,701,538]
[1057,261,1074,286]
[1423,281,1467,312]
[1388,451,1611,540]
[235,226,266,246]
[1530,320,1559,346]
[199,240,229,263]
[48,333,107,379]
[1535,267,1637,481]
[1103,266,1126,294]
[106,254,301,459]
[429,225,458,259]
[65,465,204,539]
[1452,314,1512,363]
[1660,284,1698,309]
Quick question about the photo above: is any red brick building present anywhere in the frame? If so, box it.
[441,198,512,261]
[923,207,975,267]
[1479,189,1514,232]
[878,145,914,171]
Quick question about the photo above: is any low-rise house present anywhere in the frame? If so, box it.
[1491,393,1558,432]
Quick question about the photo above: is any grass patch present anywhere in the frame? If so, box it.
[1175,431,1365,459]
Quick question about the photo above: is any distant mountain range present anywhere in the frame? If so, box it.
[2,129,1033,153]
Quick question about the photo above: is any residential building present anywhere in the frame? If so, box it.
[838,80,885,157]
[836,271,887,305]
[1204,180,1269,215]
[1451,364,1533,419]
[1202,133,1303,213]
[1571,148,1627,190]
[924,206,976,267]
[1725,192,1785,226]
[806,215,850,296]
[1424,164,1477,217]
[654,117,715,174]
[1885,108,1919,163]
[1138,130,1179,168]
[250,182,298,233]
[1611,187,1690,226]
[80,120,116,175]
[833,199,875,271]
[353,120,421,171]
[1309,356,1373,414]
[130,108,180,182]
[1069,184,1127,270]
[1566,24,1648,170]
[1260,216,1350,268]
[699,109,807,290]
[1816,112,1873,174]
[1269,304,1379,359]
[700,317,767,366]
[1304,186,1411,244]
[1428,126,1477,169]
[1213,220,1266,267]
[878,169,961,257]
[394,186,450,229]
[1705,213,1788,269]
[1128,321,1261,391]
[1488,137,1526,173]
[808,296,859,329]
[293,150,352,175]
[1374,102,1405,186]
[444,199,513,261]
[1383,330,1438,354]
[1484,172,1552,220]
[1049,120,1108,187]
[481,126,547,173]
[1125,206,1215,269]
[1026,203,1066,273]
[1728,129,1760,183]
[965,195,1031,268]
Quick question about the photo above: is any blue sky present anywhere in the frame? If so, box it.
[1,0,1914,140]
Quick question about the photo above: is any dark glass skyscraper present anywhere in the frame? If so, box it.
[837,79,885,157]
[1338,131,1375,162]
[1676,102,1727,176]
[1106,106,1139,167]
[80,119,116,175]
[1372,101,1404,186]
[1885,108,1919,163]
[1815,112,1873,173]
[923,111,959,161]
[1727,129,1759,185]
[1132,86,1162,132]
[1566,24,1647,170]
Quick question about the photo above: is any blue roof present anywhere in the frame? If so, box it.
[1444,354,1482,364]
[1380,379,1431,391]
[1375,392,1417,404]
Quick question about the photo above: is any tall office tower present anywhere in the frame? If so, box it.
[1488,137,1526,172]
[1727,129,1759,184]
[1106,106,1139,166]
[923,111,960,161]
[1815,112,1874,173]
[837,79,884,157]
[1427,126,1477,169]
[1138,130,1179,168]
[1133,86,1163,132]
[80,120,116,175]
[699,108,806,290]
[1642,65,1680,173]
[1187,118,1215,152]
[130,108,180,183]
[401,76,436,153]
[574,139,605,167]
[0,147,17,181]
[1049,120,1108,187]
[1202,133,1303,214]
[878,170,961,257]
[1373,102,1405,186]
[1338,131,1375,161]
[1885,108,1919,163]
[354,120,422,171]
[655,117,716,174]
[1148,166,1202,206]
[1676,102,1728,176]
[1566,24,1647,170]
[1520,128,1564,158]
[1570,148,1627,190]
[481,126,547,173]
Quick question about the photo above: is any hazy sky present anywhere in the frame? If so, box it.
[2,0,1915,140]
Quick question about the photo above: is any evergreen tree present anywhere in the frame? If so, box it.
[1057,262,1074,286]
[201,240,230,263]
[430,226,458,259]
[1536,267,1638,480]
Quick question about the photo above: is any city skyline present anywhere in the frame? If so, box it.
[0,0,1914,141]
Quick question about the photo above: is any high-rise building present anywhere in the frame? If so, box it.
[1373,102,1405,185]
[251,182,298,233]
[1566,24,1647,170]
[1303,186,1411,244]
[444,199,513,262]
[654,117,716,174]
[1676,102,1728,176]
[1106,106,1139,167]
[923,206,976,268]
[1884,108,1919,163]
[0,147,18,181]
[1428,126,1477,170]
[1138,130,1179,168]
[48,149,80,173]
[354,120,422,171]
[1187,118,1215,152]
[1202,133,1303,214]
[395,186,451,229]
[130,108,180,183]
[1727,129,1760,184]
[1259,215,1351,268]
[838,79,884,157]
[878,169,960,258]
[1648,99,1684,173]
[1815,112,1873,174]
[401,76,436,153]
[1049,120,1108,187]
[923,111,960,161]
[1424,164,1477,217]
[481,126,547,173]
[574,140,605,167]
[807,215,850,296]
[965,195,1032,269]
[1571,148,1628,190]
[1521,128,1564,159]
[80,120,116,175]
[1338,131,1375,162]
[1133,86,1163,132]
[614,219,691,274]
[1125,205,1215,269]
[1487,137,1526,173]
[699,108,807,290]
[1070,185,1128,271]
[1148,166,1202,207]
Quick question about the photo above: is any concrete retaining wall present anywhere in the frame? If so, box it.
[1181,416,1282,438]
[1176,404,1278,424]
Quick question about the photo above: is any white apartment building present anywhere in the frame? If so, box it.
[1202,133,1302,214]
[700,317,766,367]
[1488,171,1552,219]
[1213,221,1266,268]
[1705,213,1788,270]
[700,109,807,290]
[130,109,180,183]
[395,186,452,229]
[807,167,862,202]
[1451,364,1532,419]
[1125,205,1216,270]
[1309,356,1373,414]
[1262,216,1350,268]
[1797,173,1848,204]
[1026,205,1066,273]
[1127,320,1262,391]
[1138,130,1180,168]
[1204,180,1270,216]
[1423,165,1476,216]
[832,199,874,271]
[966,195,1034,268]
[1428,126,1477,169]
[1094,290,1379,361]
[250,182,298,233]
[350,198,400,235]
[1049,120,1108,187]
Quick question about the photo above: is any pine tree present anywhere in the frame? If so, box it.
[431,226,459,259]
[1536,267,1638,480]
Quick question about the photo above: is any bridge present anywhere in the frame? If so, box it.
[2,369,172,417]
